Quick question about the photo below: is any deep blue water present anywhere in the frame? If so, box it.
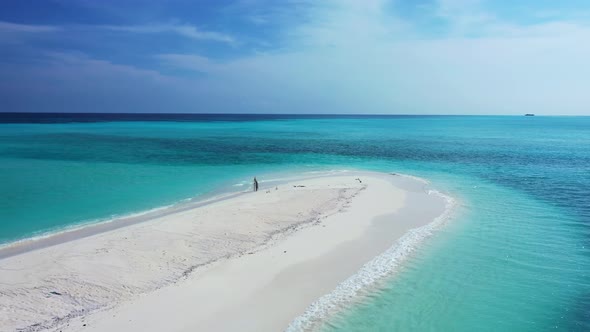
[0,113,589,331]
[0,112,438,123]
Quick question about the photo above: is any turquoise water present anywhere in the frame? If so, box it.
[1,114,589,330]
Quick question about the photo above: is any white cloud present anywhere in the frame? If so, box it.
[154,0,590,115]
[5,1,590,114]
[0,21,61,33]
[105,24,235,44]
[1,52,213,113]
[0,21,61,45]
[157,54,220,73]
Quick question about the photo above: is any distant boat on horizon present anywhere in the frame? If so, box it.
[525,113,535,116]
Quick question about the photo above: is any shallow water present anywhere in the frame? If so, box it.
[1,114,589,330]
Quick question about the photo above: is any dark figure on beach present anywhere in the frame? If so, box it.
[253,177,259,192]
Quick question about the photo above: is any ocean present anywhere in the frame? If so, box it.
[0,113,588,331]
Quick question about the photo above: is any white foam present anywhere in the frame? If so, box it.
[303,169,351,175]
[286,190,456,332]
[0,203,176,250]
[0,189,244,251]
[395,173,431,185]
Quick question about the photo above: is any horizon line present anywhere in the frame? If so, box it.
[1,112,587,117]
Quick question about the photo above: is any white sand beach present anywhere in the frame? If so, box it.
[0,172,452,332]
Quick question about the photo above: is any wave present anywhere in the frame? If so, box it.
[0,188,248,251]
[395,172,431,185]
[0,202,177,250]
[1,170,345,250]
[286,190,457,331]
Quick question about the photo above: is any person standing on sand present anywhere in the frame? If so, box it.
[253,177,259,192]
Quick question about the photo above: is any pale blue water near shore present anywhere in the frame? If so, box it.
[1,114,589,331]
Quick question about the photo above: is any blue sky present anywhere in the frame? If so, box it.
[1,0,590,114]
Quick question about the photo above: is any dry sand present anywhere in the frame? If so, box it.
[0,171,451,332]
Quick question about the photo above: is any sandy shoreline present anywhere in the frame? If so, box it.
[0,190,247,260]
[0,170,347,259]
[0,171,452,332]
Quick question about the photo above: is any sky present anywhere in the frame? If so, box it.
[1,0,590,115]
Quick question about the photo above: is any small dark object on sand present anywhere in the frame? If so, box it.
[293,185,306,188]
[49,291,62,296]
[253,177,259,192]
[355,178,362,183]
[284,250,287,253]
